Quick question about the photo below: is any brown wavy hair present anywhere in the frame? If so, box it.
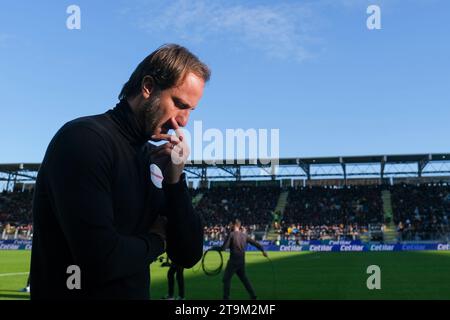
[118,44,211,100]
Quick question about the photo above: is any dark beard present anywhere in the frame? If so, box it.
[139,92,164,140]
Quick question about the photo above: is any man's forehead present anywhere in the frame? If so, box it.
[170,73,205,106]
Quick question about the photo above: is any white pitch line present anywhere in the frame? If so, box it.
[0,272,29,277]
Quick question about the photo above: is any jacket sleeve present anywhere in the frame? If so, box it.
[45,124,165,286]
[163,174,203,268]
[247,237,265,252]
[220,233,232,251]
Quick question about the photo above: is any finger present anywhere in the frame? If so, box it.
[175,128,184,140]
[170,117,184,139]
[170,117,180,131]
[167,135,181,145]
[151,133,181,144]
[150,143,172,155]
[169,145,182,159]
[172,145,184,158]
[170,146,189,164]
[175,128,184,141]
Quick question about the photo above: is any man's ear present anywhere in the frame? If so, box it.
[141,76,154,99]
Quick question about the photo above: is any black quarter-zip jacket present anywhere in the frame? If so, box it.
[30,99,203,299]
[220,231,264,265]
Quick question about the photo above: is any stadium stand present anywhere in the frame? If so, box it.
[391,184,450,241]
[1,184,450,242]
[194,186,280,226]
[282,185,384,225]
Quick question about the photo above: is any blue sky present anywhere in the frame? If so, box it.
[1,0,449,163]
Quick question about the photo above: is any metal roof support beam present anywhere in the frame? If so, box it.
[341,164,347,184]
[7,172,16,191]
[339,157,346,184]
[297,160,311,180]
[217,166,235,176]
[380,156,387,180]
[184,168,202,178]
[201,166,208,182]
[9,172,36,180]
[265,164,277,181]
[6,173,11,191]
[418,154,431,177]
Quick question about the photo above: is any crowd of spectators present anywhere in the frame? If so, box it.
[391,184,450,241]
[0,190,33,239]
[275,222,367,241]
[282,185,384,226]
[0,190,33,224]
[2,184,450,242]
[194,186,280,227]
[203,224,262,241]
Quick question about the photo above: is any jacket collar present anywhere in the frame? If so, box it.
[108,99,148,146]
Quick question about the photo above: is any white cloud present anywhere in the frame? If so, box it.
[136,0,319,62]
[131,0,422,62]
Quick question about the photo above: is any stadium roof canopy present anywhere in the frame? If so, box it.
[2,153,450,189]
[182,153,450,181]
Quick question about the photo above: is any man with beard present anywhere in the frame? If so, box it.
[30,44,210,299]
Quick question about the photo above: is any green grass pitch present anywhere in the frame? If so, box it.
[1,250,450,300]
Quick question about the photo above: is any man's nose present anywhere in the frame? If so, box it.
[175,110,190,127]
